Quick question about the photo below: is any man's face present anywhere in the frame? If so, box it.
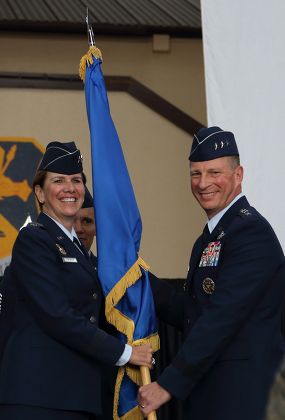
[74,207,96,251]
[190,156,243,219]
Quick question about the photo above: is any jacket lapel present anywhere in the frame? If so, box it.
[210,196,250,241]
[187,196,250,285]
[37,213,97,279]
[187,235,204,282]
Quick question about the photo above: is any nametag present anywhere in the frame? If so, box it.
[199,241,221,267]
[62,257,78,263]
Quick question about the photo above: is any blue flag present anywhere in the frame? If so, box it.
[80,46,159,419]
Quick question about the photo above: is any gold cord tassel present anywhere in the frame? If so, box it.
[79,46,103,81]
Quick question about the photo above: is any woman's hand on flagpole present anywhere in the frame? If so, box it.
[129,344,153,368]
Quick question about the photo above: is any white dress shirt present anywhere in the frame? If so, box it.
[207,193,244,234]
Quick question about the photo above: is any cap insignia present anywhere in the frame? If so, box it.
[214,140,230,151]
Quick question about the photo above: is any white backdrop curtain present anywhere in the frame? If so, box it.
[201,0,285,249]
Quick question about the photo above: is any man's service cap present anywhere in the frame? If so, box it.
[38,141,83,174]
[189,126,239,162]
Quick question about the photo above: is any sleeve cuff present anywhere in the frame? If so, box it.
[158,364,195,400]
[116,343,132,366]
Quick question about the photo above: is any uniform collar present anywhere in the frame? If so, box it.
[43,213,79,242]
[207,193,244,234]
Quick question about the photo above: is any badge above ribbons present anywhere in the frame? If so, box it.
[0,137,44,275]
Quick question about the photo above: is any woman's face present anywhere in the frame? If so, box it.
[34,172,85,229]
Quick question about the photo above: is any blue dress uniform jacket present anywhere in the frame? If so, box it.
[151,196,285,420]
[89,252,118,420]
[0,213,125,415]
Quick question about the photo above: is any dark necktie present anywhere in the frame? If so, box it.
[73,237,89,260]
[202,224,211,247]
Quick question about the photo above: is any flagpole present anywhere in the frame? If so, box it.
[83,11,158,420]
[140,367,157,420]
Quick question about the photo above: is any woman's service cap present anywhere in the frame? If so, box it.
[39,141,83,174]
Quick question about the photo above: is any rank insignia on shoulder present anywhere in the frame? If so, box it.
[240,208,251,216]
[199,241,221,267]
[202,277,215,294]
[28,222,43,228]
[56,243,67,256]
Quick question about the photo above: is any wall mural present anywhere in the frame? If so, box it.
[0,138,44,275]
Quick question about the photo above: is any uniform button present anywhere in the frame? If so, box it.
[187,319,190,325]
[92,292,98,300]
[192,294,196,300]
[89,315,96,324]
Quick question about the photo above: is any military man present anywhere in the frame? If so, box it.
[73,188,96,262]
[139,126,285,420]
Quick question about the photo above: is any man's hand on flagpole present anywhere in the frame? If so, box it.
[138,381,171,415]
[129,344,153,368]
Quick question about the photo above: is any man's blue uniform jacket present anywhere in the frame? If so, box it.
[151,196,285,420]
[0,212,124,415]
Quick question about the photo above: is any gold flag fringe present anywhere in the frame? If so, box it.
[105,257,150,342]
[126,334,160,385]
[126,365,142,386]
[107,257,160,419]
[113,366,124,420]
[113,332,160,418]
[79,46,103,81]
[113,368,143,420]
[120,405,144,420]
[132,333,160,352]
[106,307,135,341]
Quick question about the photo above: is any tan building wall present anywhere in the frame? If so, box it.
[0,33,206,123]
[0,32,207,278]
